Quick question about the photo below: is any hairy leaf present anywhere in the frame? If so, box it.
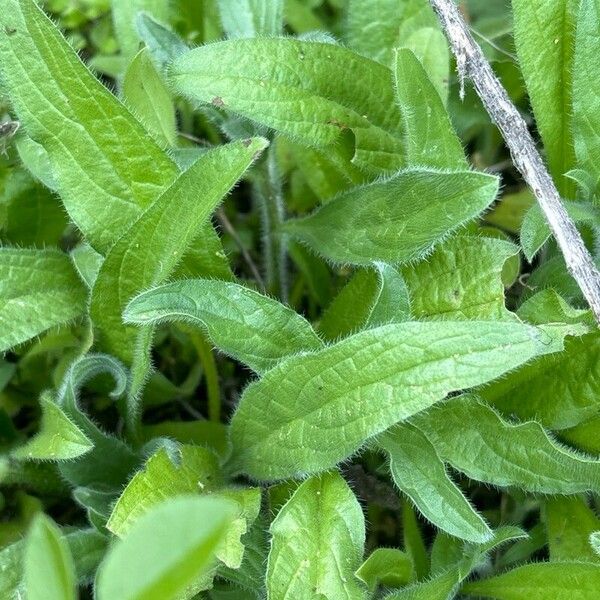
[217,0,283,38]
[170,37,406,173]
[355,548,413,591]
[0,248,87,352]
[96,496,236,600]
[380,423,492,543]
[124,278,323,373]
[284,169,499,266]
[414,395,600,494]
[90,138,267,362]
[266,471,366,599]
[230,321,549,480]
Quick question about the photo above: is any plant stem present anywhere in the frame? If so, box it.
[429,0,600,323]
[190,332,221,422]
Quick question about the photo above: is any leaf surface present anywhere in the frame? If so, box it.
[217,0,283,38]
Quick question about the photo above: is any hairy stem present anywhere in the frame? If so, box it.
[190,332,221,422]
[430,0,600,323]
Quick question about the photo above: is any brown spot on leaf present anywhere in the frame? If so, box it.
[211,96,225,108]
[327,118,348,130]
[5,26,17,36]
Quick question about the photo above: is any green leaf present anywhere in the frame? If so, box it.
[123,47,177,147]
[12,394,92,461]
[545,496,600,562]
[24,514,76,600]
[380,423,492,543]
[70,244,104,289]
[413,395,600,494]
[136,12,188,73]
[517,289,595,327]
[512,0,578,196]
[591,532,600,556]
[355,548,413,591]
[217,0,283,38]
[96,496,236,600]
[15,136,57,191]
[266,471,367,600]
[402,236,518,320]
[0,0,177,252]
[124,279,323,373]
[393,49,463,169]
[170,37,406,174]
[0,248,87,352]
[90,138,267,362]
[318,264,410,341]
[284,169,499,266]
[482,331,600,430]
[230,320,549,480]
[462,562,600,599]
[112,0,171,62]
[573,0,600,196]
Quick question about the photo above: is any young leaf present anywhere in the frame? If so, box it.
[230,320,549,480]
[24,514,76,600]
[70,244,104,290]
[318,264,411,341]
[573,0,600,195]
[355,548,413,591]
[12,394,93,461]
[284,169,499,266]
[266,471,367,600]
[545,496,600,563]
[90,138,267,362]
[124,278,323,373]
[96,496,236,600]
[402,236,518,321]
[169,38,406,173]
[217,0,283,38]
[462,562,600,599]
[0,248,87,352]
[512,0,578,196]
[413,395,600,494]
[136,12,189,73]
[393,48,464,169]
[123,47,177,147]
[379,423,492,543]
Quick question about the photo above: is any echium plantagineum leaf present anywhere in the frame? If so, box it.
[229,320,553,481]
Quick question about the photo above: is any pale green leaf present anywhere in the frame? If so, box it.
[482,331,600,430]
[70,244,103,289]
[170,37,406,174]
[517,289,595,327]
[24,514,76,600]
[393,49,462,169]
[90,138,267,362]
[15,135,57,190]
[512,0,578,196]
[136,12,188,73]
[591,532,600,556]
[413,395,600,494]
[125,279,323,373]
[217,0,283,38]
[96,496,236,600]
[355,548,413,591]
[545,496,600,563]
[123,47,177,147]
[380,423,492,543]
[0,248,87,352]
[402,236,518,320]
[230,321,549,480]
[12,394,92,461]
[318,264,410,341]
[266,471,367,600]
[462,562,600,599]
[573,0,600,196]
[284,169,499,266]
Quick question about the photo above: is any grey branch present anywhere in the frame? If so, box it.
[429,0,600,323]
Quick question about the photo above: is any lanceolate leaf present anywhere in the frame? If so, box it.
[0,248,87,352]
[512,0,578,197]
[462,562,600,599]
[402,236,518,320]
[124,279,323,373]
[379,423,492,543]
[23,514,76,600]
[96,496,236,600]
[284,169,499,266]
[393,48,465,169]
[12,394,92,461]
[413,396,600,494]
[90,139,267,362]
[355,548,413,591]
[217,0,283,38]
[170,38,406,173]
[266,472,367,600]
[230,321,549,480]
